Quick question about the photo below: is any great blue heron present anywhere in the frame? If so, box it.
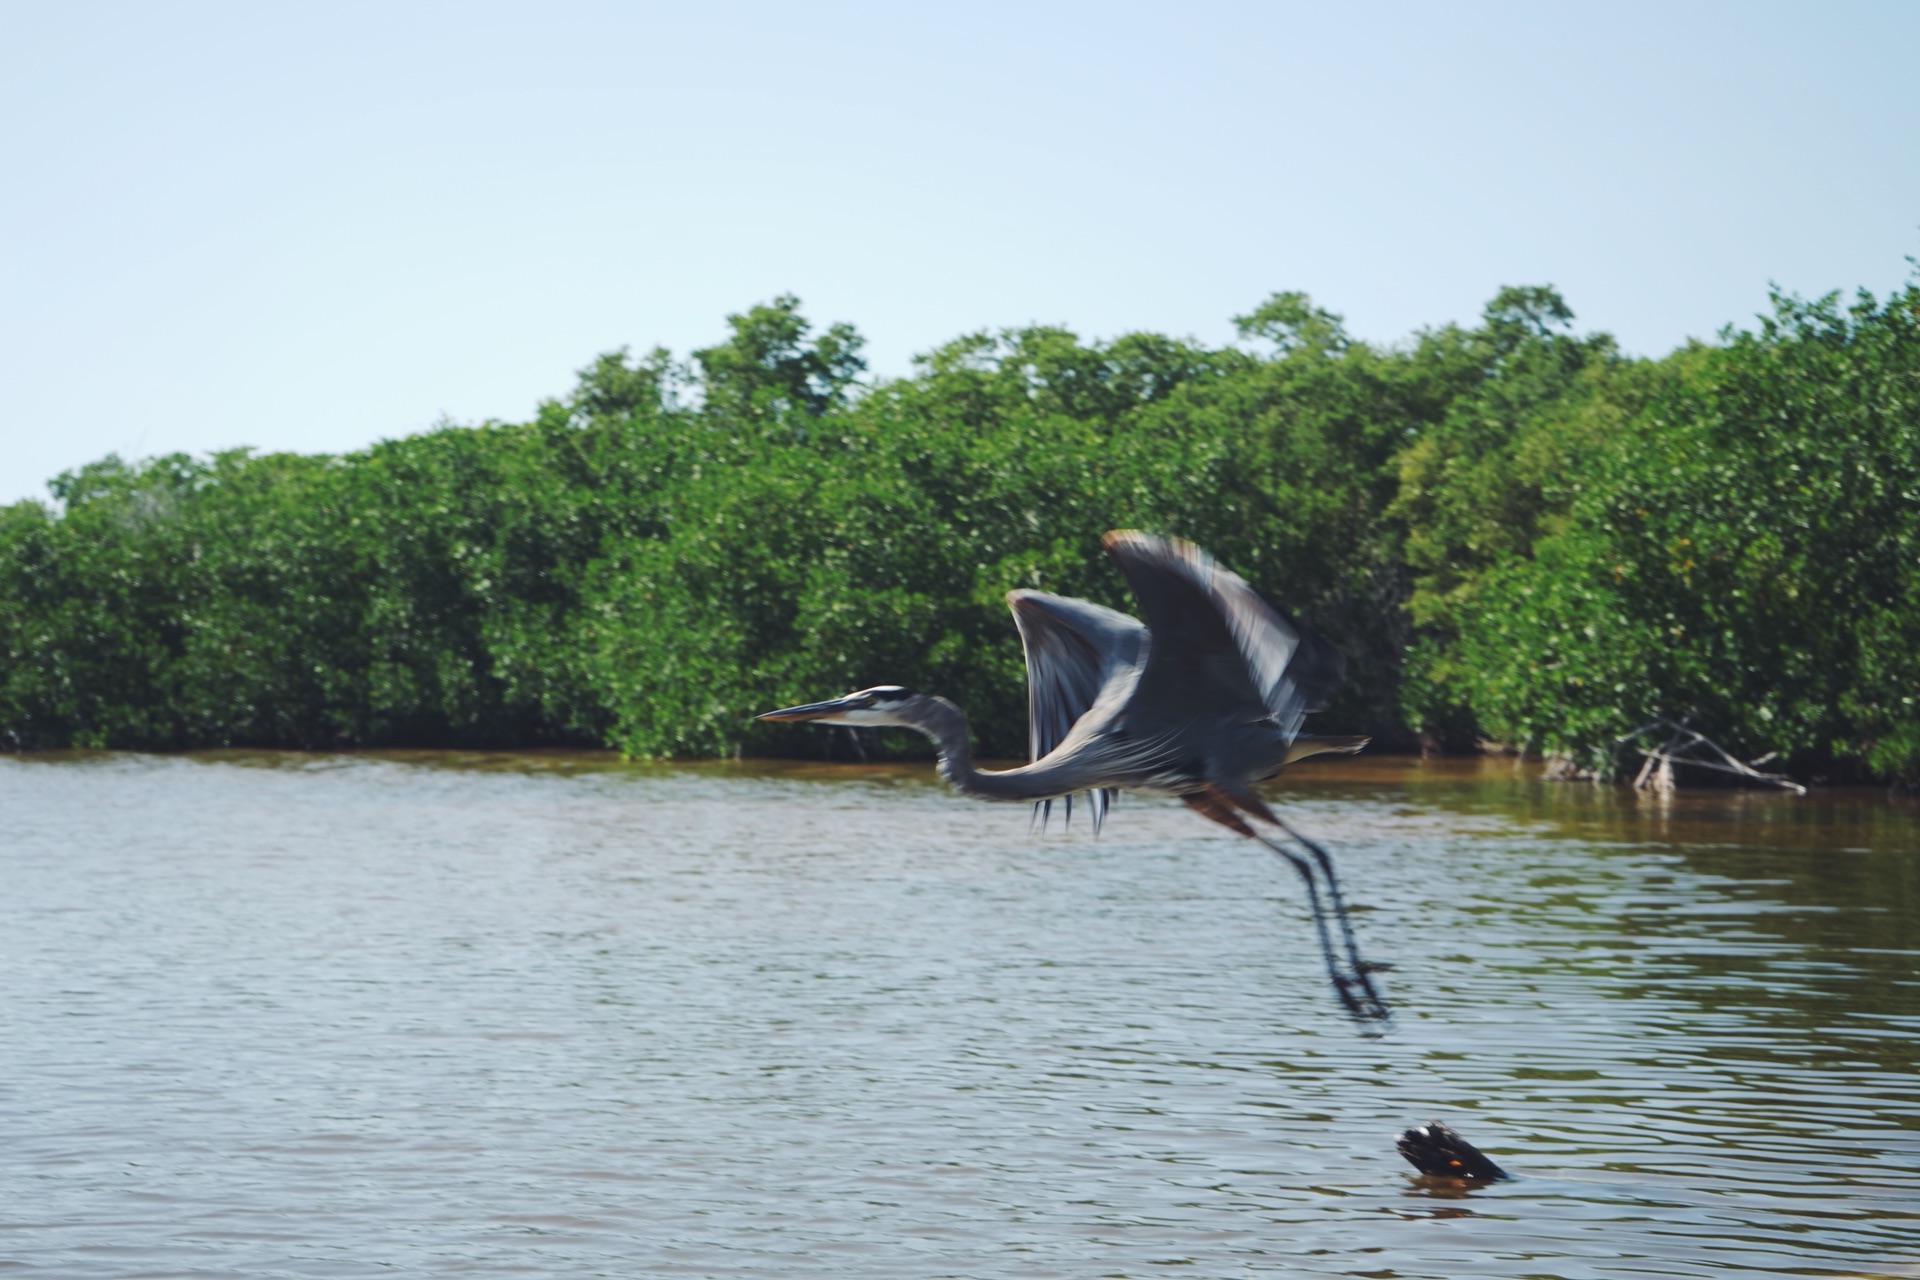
[758,530,1389,1022]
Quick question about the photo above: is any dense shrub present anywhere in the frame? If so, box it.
[1443,284,1920,786]
[3,281,1915,784]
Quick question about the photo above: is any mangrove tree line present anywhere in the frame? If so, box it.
[1,277,1915,786]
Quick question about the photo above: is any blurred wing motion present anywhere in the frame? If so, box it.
[1101,530,1341,743]
[1007,589,1144,834]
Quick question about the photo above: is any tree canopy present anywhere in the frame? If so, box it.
[4,278,1916,788]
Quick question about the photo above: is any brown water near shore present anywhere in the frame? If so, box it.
[2,751,1915,1277]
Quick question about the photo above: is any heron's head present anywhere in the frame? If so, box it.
[756,685,923,728]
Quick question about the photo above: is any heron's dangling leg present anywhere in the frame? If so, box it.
[1269,828,1388,1022]
[1182,791,1387,1024]
[1212,782,1389,1015]
[1268,814,1389,994]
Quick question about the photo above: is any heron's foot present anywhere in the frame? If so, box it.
[1330,972,1392,1023]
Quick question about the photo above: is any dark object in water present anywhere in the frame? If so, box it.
[1396,1121,1510,1181]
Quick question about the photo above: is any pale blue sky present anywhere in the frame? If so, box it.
[4,1,1917,505]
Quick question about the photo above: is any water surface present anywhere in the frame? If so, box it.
[2,752,1916,1277]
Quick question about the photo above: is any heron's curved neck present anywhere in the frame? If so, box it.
[907,696,1090,802]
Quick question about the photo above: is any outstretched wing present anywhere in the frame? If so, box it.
[1007,589,1145,834]
[1101,530,1338,743]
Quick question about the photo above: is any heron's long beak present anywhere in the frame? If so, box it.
[756,696,861,723]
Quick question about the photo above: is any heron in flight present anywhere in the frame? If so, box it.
[758,530,1389,1022]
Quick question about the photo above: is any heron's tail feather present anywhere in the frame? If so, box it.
[1283,734,1370,764]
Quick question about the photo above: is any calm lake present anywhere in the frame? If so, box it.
[2,751,1916,1278]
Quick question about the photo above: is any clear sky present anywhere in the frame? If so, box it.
[4,0,1917,505]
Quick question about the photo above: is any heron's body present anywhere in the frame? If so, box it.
[759,530,1388,1022]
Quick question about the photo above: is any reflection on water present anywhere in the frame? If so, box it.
[1,751,1915,1278]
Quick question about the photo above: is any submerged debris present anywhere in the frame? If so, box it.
[1542,753,1600,782]
[1396,1120,1511,1181]
[1619,718,1806,795]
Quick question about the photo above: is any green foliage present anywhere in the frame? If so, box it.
[1443,283,1920,783]
[1386,289,1656,741]
[3,277,1916,787]
[692,294,867,427]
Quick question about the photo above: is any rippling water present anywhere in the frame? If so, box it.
[2,751,1915,1277]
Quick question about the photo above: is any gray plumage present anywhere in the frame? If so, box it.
[758,530,1388,1023]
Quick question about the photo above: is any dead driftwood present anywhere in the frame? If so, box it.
[1396,1121,1510,1181]
[1617,718,1806,796]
